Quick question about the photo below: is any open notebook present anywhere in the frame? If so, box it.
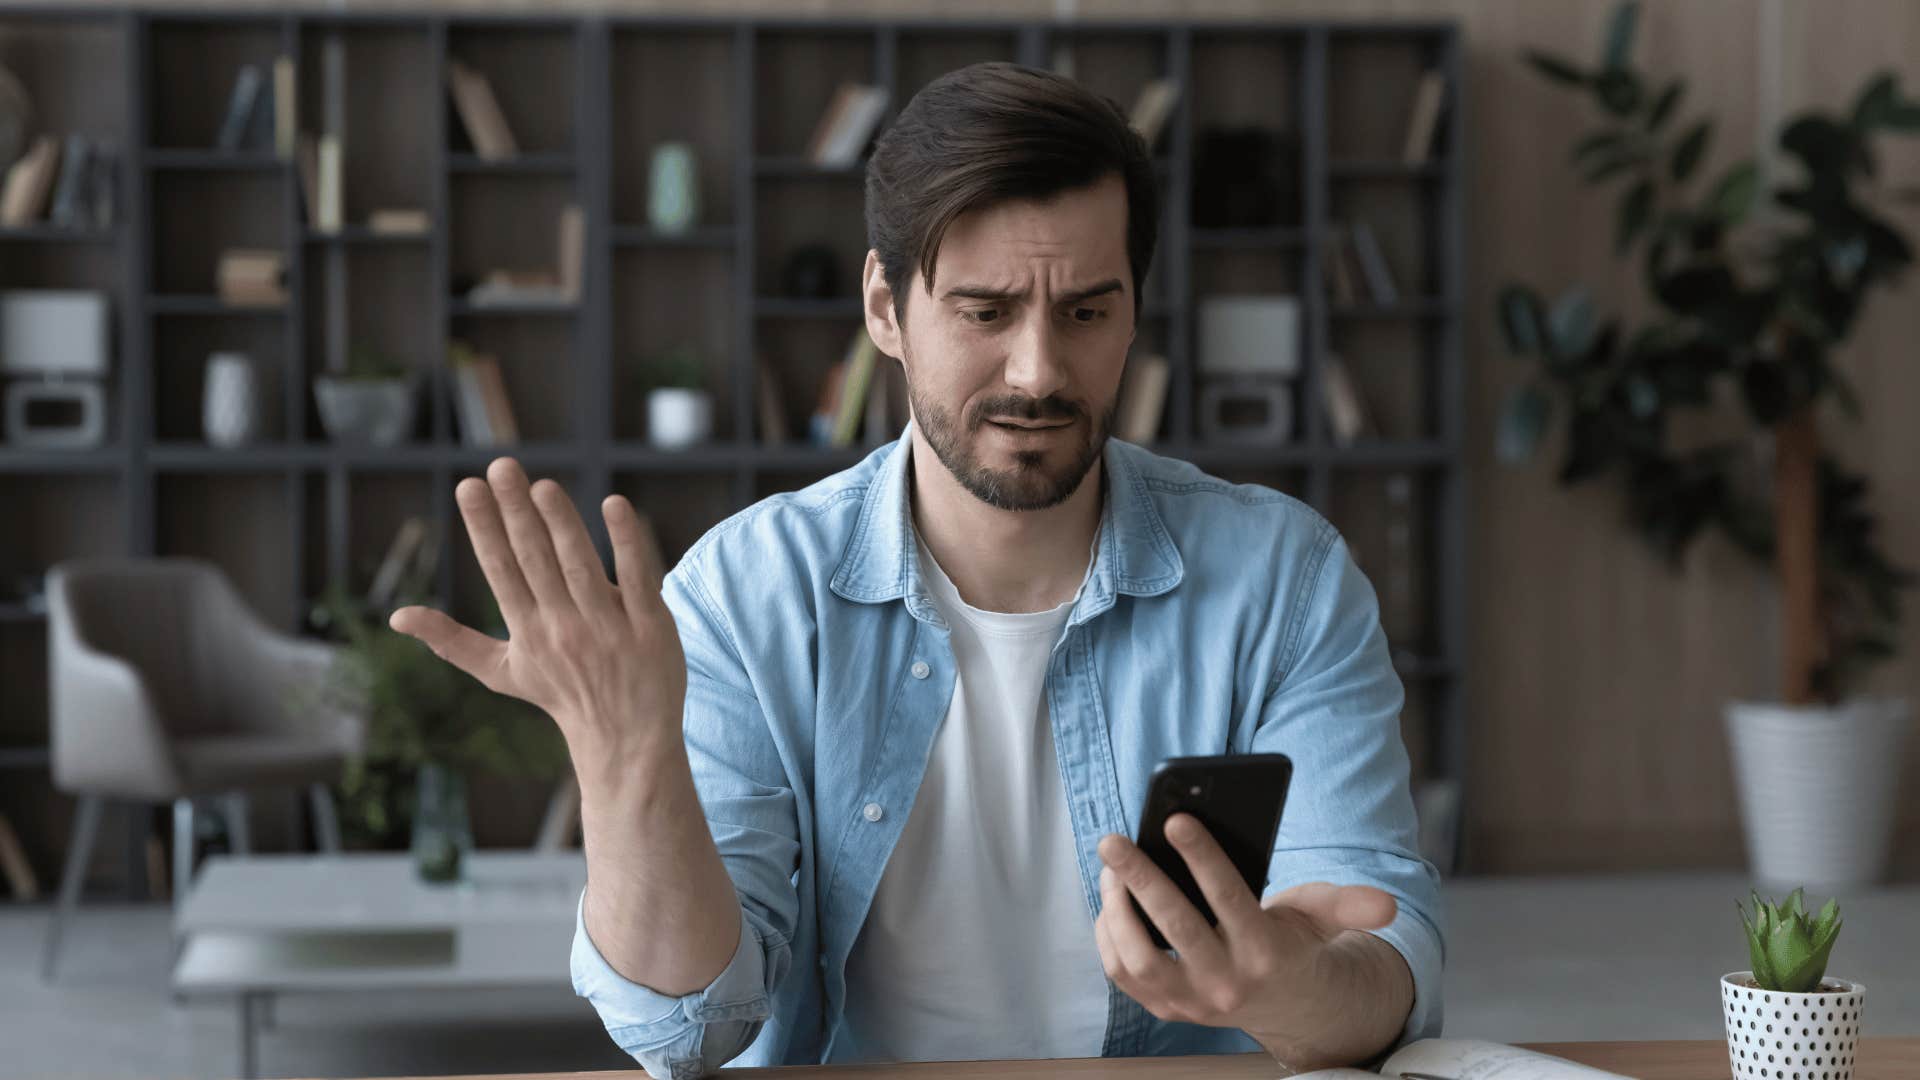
[1297,1038,1634,1079]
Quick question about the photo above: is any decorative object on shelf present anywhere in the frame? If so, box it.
[1128,77,1180,151]
[1198,294,1300,377]
[448,340,519,447]
[1402,68,1448,163]
[411,759,472,885]
[1196,378,1292,445]
[807,82,889,167]
[314,343,417,447]
[1349,220,1401,305]
[1321,351,1375,446]
[1192,127,1299,228]
[445,58,519,161]
[202,351,259,448]
[367,207,428,236]
[639,341,713,450]
[215,64,264,151]
[647,140,701,234]
[304,577,566,855]
[215,248,287,307]
[272,56,296,159]
[1499,1,1914,887]
[1114,353,1169,444]
[46,134,90,227]
[1722,888,1863,1080]
[0,61,29,172]
[0,133,58,226]
[0,289,109,449]
[780,243,842,299]
[315,133,343,233]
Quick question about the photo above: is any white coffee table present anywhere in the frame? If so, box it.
[171,851,587,1079]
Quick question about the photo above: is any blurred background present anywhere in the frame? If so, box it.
[0,1,1914,1077]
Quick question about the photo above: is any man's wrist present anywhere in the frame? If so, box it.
[1247,930,1413,1072]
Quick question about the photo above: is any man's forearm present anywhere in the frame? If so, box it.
[577,728,742,997]
[1248,929,1414,1073]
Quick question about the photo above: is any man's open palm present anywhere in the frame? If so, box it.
[388,458,687,759]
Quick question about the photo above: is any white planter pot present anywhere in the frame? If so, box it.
[1721,971,1866,1080]
[314,375,416,446]
[647,387,712,449]
[1725,698,1911,890]
[203,351,259,447]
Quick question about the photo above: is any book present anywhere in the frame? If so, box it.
[216,64,264,151]
[1128,77,1180,150]
[810,360,848,445]
[216,248,288,306]
[245,68,276,152]
[272,56,296,159]
[755,356,790,445]
[84,142,117,229]
[1350,220,1400,305]
[466,268,568,307]
[556,203,584,301]
[446,59,520,161]
[830,329,880,446]
[1401,69,1447,164]
[471,353,520,444]
[1295,1037,1629,1079]
[1324,227,1360,305]
[367,516,428,610]
[449,343,496,446]
[0,134,59,226]
[1115,353,1169,444]
[367,207,428,235]
[47,135,91,227]
[861,354,892,445]
[296,133,320,226]
[809,83,889,167]
[316,134,343,233]
[1322,351,1374,446]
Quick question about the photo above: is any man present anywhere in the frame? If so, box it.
[391,61,1442,1078]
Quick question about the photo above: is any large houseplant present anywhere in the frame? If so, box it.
[306,567,568,877]
[1497,2,1914,887]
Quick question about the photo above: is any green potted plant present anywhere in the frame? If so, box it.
[306,571,567,883]
[638,341,713,449]
[1722,888,1864,1080]
[314,342,417,447]
[1497,1,1915,889]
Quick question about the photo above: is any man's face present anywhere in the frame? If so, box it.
[867,173,1137,512]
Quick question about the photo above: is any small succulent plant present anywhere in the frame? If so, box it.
[1737,888,1843,993]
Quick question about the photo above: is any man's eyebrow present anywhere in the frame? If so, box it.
[939,278,1126,304]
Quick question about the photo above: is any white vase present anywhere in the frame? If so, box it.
[203,351,258,447]
[1725,698,1911,890]
[1721,971,1866,1080]
[647,387,712,449]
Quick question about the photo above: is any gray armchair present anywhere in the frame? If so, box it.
[41,557,366,981]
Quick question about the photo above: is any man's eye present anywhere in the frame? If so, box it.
[967,308,1001,324]
[1071,307,1104,323]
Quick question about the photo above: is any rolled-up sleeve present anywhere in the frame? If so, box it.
[568,554,801,1078]
[1256,528,1447,1056]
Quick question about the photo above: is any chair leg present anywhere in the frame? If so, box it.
[307,783,341,854]
[220,792,251,856]
[41,793,104,982]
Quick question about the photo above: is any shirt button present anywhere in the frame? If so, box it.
[863,802,884,822]
[910,660,930,679]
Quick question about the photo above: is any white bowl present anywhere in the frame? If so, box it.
[1721,971,1866,1080]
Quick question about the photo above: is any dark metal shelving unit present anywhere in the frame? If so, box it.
[0,9,1468,881]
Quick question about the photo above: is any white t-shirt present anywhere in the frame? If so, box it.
[839,527,1111,1061]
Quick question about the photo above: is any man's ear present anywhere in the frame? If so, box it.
[863,249,905,359]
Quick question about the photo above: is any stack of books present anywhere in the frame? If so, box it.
[807,84,889,167]
[215,249,287,307]
[448,340,521,447]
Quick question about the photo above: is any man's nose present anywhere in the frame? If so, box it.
[1001,316,1071,403]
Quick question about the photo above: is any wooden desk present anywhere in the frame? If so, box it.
[368,1039,1919,1080]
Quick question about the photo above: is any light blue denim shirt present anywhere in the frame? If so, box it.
[570,421,1445,1078]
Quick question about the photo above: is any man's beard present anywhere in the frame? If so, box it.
[909,375,1118,512]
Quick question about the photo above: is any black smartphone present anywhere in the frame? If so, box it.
[1128,753,1293,950]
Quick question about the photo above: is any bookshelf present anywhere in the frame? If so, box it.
[0,10,1466,895]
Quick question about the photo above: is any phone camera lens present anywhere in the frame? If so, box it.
[1187,784,1202,796]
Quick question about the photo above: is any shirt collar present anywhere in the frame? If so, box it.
[830,419,1185,623]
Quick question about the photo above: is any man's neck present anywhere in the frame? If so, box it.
[907,427,1105,615]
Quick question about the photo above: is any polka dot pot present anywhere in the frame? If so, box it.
[1722,971,1867,1080]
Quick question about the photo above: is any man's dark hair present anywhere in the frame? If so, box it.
[864,61,1158,323]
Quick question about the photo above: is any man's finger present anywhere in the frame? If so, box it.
[605,495,666,613]
[531,478,619,622]
[1162,813,1265,940]
[390,606,509,691]
[1097,833,1227,970]
[1261,881,1398,936]
[487,457,573,610]
[454,476,535,630]
[1098,861,1188,984]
